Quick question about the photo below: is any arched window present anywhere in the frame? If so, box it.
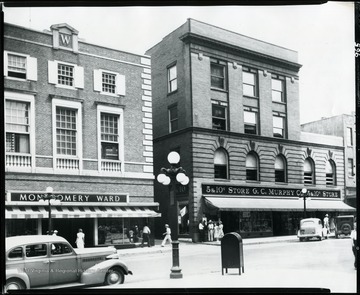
[214,148,228,179]
[246,152,259,181]
[275,155,287,183]
[304,157,315,185]
[326,160,336,186]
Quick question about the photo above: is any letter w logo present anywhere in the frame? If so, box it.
[60,34,71,46]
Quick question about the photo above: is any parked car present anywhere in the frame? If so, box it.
[334,215,354,238]
[5,235,132,291]
[297,218,327,242]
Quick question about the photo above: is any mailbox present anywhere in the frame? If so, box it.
[221,232,244,275]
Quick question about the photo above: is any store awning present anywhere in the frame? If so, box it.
[204,197,356,212]
[5,205,161,219]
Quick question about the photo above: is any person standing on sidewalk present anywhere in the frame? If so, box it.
[198,221,204,242]
[218,221,224,240]
[141,224,151,247]
[351,221,357,269]
[323,214,330,235]
[208,220,214,242]
[161,224,172,247]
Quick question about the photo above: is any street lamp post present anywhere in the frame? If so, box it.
[157,151,189,279]
[300,188,310,219]
[39,187,61,234]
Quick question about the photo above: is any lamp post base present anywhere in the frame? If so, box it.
[170,240,182,279]
[170,268,183,279]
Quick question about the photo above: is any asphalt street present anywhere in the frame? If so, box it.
[93,235,357,293]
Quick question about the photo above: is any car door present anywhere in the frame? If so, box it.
[49,242,79,285]
[24,243,50,287]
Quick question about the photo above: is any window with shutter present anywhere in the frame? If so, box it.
[4,51,37,81]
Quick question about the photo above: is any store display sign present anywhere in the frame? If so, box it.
[202,184,340,199]
[10,192,127,203]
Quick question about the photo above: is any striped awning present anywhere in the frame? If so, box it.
[204,197,356,212]
[5,205,161,219]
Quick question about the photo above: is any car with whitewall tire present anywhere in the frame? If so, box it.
[5,235,132,291]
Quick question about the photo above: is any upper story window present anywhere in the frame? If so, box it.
[210,59,227,90]
[242,67,258,97]
[273,112,286,138]
[214,148,228,179]
[102,72,116,94]
[101,113,119,160]
[212,101,227,130]
[271,75,285,103]
[97,105,123,173]
[244,107,259,135]
[6,100,30,154]
[246,152,259,181]
[275,154,287,183]
[94,69,126,96]
[169,105,178,133]
[168,64,177,93]
[304,157,315,185]
[5,92,35,169]
[325,160,336,186]
[48,60,84,89]
[4,51,37,81]
[347,127,353,146]
[58,63,74,86]
[348,158,355,177]
[56,107,77,156]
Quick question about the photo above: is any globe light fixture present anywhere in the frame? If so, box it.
[167,151,180,165]
[300,188,310,219]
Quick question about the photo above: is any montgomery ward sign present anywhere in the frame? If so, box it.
[11,193,127,203]
[202,184,340,199]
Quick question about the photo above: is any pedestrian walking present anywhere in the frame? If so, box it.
[351,221,357,269]
[141,224,151,247]
[218,221,224,240]
[323,214,330,234]
[75,228,85,249]
[198,221,204,242]
[208,220,214,242]
[161,224,172,247]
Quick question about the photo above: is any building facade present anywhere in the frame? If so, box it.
[4,23,159,246]
[146,19,355,241]
[301,114,357,208]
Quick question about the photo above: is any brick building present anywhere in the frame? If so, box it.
[146,19,355,241]
[4,22,160,246]
[301,114,357,208]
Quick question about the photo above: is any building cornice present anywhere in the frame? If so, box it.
[179,32,302,73]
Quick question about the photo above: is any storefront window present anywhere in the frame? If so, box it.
[97,218,151,245]
[6,219,38,236]
[239,211,272,234]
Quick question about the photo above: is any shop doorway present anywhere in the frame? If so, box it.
[44,218,94,247]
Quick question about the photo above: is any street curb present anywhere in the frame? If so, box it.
[118,236,299,257]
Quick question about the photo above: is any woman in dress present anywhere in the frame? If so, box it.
[75,228,85,249]
[218,221,224,240]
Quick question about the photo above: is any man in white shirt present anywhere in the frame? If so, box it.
[161,224,172,247]
[351,221,357,269]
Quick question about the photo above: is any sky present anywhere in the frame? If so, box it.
[3,2,355,124]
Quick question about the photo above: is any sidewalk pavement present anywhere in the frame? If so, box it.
[117,234,301,257]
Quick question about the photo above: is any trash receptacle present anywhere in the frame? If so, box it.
[221,232,244,275]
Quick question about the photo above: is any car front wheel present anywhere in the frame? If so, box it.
[5,278,26,291]
[105,267,125,285]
